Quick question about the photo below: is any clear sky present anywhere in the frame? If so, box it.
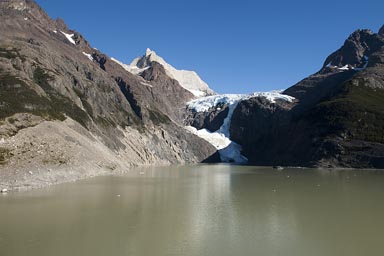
[35,0,383,94]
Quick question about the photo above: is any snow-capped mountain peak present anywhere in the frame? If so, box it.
[124,48,215,97]
[145,47,155,57]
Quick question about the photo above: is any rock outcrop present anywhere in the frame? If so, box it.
[184,103,229,132]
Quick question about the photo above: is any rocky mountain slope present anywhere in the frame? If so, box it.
[0,0,217,191]
[186,26,384,168]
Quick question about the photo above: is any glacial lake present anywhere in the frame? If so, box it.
[1,164,384,256]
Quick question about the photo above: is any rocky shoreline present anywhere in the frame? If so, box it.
[0,116,216,192]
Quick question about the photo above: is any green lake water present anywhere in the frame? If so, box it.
[1,164,384,256]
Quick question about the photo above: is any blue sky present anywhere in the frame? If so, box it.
[35,0,383,94]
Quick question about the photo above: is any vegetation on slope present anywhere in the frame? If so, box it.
[312,81,384,143]
[0,70,89,127]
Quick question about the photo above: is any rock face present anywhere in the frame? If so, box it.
[322,29,382,70]
[230,97,294,164]
[184,103,229,132]
[0,0,217,190]
[230,27,384,168]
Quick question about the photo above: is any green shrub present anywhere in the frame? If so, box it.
[148,109,170,125]
[0,47,26,61]
[313,82,384,143]
[0,147,10,164]
[33,66,54,92]
[0,72,89,127]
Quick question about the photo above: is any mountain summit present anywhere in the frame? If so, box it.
[123,48,215,97]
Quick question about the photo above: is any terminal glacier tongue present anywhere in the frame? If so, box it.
[186,91,295,163]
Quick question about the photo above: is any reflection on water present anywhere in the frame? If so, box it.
[1,165,384,256]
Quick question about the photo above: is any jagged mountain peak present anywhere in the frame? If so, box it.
[130,48,168,70]
[113,48,215,97]
[145,47,155,56]
[322,28,384,71]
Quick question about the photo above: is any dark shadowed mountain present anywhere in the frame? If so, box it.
[229,26,384,168]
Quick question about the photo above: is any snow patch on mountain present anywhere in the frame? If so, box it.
[186,91,295,163]
[338,65,351,71]
[111,57,130,71]
[82,52,93,61]
[327,56,369,71]
[111,57,150,74]
[128,48,215,97]
[60,31,76,45]
[10,1,27,11]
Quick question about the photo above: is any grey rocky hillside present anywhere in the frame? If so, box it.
[0,0,217,191]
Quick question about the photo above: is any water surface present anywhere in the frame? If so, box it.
[1,165,384,256]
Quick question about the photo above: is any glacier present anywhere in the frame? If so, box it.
[186,91,295,163]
